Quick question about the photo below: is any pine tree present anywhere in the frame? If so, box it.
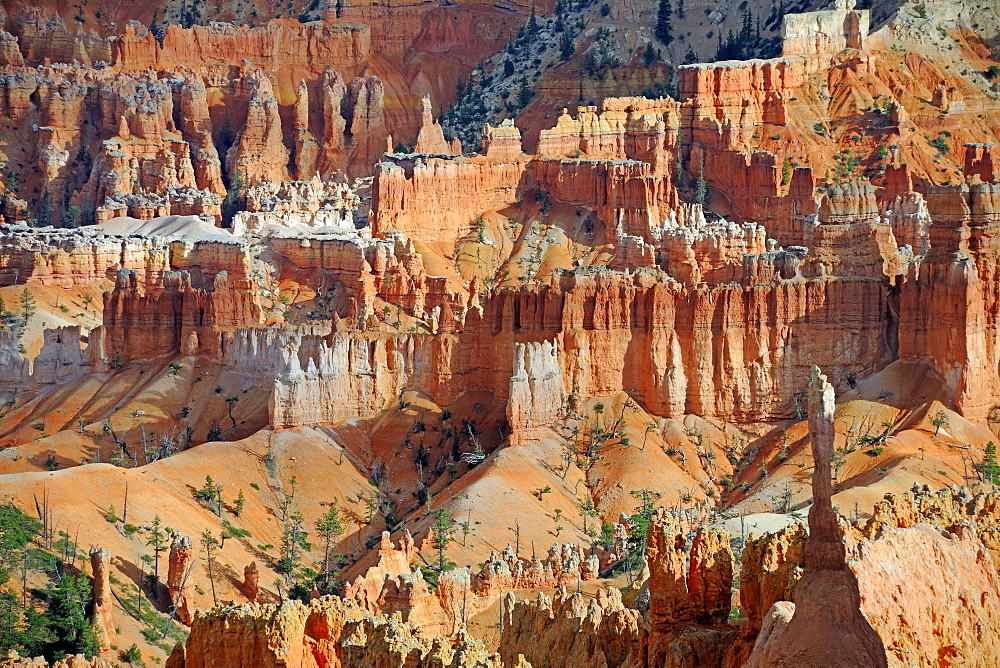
[46,574,99,659]
[695,154,708,206]
[146,515,167,599]
[517,80,534,108]
[683,45,697,64]
[200,530,219,606]
[221,171,244,227]
[525,4,539,41]
[559,31,575,61]
[624,490,659,575]
[982,441,1000,485]
[37,190,51,227]
[430,508,456,573]
[674,128,684,184]
[315,502,345,593]
[781,157,792,186]
[278,511,307,575]
[18,288,35,326]
[655,0,674,45]
[233,489,245,516]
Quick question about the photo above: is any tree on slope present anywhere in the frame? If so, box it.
[655,0,674,46]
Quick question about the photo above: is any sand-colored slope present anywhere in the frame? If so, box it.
[0,355,270,474]
[0,426,374,663]
[727,361,996,518]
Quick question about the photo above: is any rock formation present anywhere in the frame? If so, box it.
[167,532,194,625]
[498,587,643,668]
[747,367,887,666]
[88,547,113,653]
[243,562,259,602]
[4,0,1000,664]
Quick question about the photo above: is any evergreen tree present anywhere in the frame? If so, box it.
[643,45,659,66]
[221,171,245,227]
[517,80,534,108]
[233,489,245,517]
[146,515,167,599]
[315,502,345,593]
[624,490,659,574]
[981,441,1000,485]
[430,508,456,574]
[695,154,708,206]
[18,288,35,326]
[37,190,52,227]
[654,0,674,45]
[44,574,99,659]
[559,31,575,61]
[525,4,539,42]
[674,129,684,184]
[200,530,219,606]
[781,157,792,186]
[683,45,698,64]
[278,511,308,575]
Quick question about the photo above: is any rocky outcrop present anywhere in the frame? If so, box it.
[167,532,194,625]
[747,367,887,666]
[164,596,504,668]
[898,179,1000,420]
[1,654,117,667]
[88,547,113,652]
[233,177,360,235]
[475,543,599,596]
[112,20,370,74]
[243,562,260,602]
[965,143,996,182]
[225,69,291,186]
[861,485,1000,567]
[780,0,869,60]
[738,524,807,637]
[413,96,460,156]
[507,341,564,446]
[339,616,504,667]
[851,522,1000,665]
[372,153,527,246]
[103,263,262,362]
[343,530,419,609]
[498,586,642,668]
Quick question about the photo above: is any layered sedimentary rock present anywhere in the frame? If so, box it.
[780,0,869,60]
[112,20,370,73]
[851,522,1000,666]
[232,177,361,235]
[507,340,564,446]
[898,179,1000,420]
[0,0,527,225]
[372,154,528,246]
[0,324,94,396]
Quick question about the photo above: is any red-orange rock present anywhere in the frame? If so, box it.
[88,547,114,652]
[167,532,195,625]
[749,368,887,667]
